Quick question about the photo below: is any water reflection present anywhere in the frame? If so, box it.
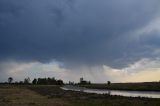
[61,85,160,98]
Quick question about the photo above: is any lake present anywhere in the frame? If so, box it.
[61,85,160,98]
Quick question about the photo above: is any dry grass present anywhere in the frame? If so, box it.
[81,82,160,91]
[0,86,68,106]
[27,85,160,106]
[1,85,160,106]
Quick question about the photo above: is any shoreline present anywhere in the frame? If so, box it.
[78,82,160,91]
[1,85,160,106]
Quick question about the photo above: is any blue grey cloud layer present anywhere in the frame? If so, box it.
[0,0,160,68]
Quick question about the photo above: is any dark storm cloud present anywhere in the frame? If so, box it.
[0,0,160,68]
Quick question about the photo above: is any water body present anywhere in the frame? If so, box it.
[61,85,160,98]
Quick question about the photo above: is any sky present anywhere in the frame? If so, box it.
[0,0,160,83]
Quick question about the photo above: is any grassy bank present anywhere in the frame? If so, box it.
[0,85,160,106]
[27,85,160,106]
[80,82,160,91]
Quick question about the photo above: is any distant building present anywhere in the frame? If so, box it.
[80,77,83,82]
[79,77,91,85]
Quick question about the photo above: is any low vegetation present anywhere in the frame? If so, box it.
[80,82,160,91]
[0,85,160,106]
[0,85,68,106]
[0,80,160,106]
[28,85,160,106]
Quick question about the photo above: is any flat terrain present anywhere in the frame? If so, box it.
[0,85,68,106]
[0,85,160,106]
[80,82,160,91]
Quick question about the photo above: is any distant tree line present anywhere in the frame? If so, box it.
[0,77,63,85]
[32,77,63,85]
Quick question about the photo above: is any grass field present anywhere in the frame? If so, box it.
[0,85,68,106]
[0,85,160,106]
[80,82,160,91]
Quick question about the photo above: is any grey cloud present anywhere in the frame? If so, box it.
[0,0,160,68]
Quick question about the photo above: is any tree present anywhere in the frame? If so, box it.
[8,77,13,84]
[19,81,24,85]
[32,78,37,84]
[56,80,64,85]
[35,77,64,85]
[88,81,91,84]
[24,77,30,84]
[107,81,111,85]
[50,77,56,85]
[37,78,48,85]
